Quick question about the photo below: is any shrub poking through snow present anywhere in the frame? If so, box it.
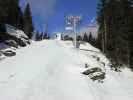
[109,63,122,72]
[82,67,105,82]
[2,50,16,57]
[82,67,102,75]
[5,24,30,47]
[89,72,105,81]
[1,48,16,57]
[4,40,18,48]
[85,63,89,68]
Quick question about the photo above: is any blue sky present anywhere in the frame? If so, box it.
[20,0,98,35]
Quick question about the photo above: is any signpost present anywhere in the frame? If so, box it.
[66,15,82,48]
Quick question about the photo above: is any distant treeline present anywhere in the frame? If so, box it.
[35,31,50,41]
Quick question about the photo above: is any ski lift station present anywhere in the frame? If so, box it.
[55,32,62,40]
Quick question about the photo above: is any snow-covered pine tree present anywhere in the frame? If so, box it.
[24,3,34,39]
[88,33,93,43]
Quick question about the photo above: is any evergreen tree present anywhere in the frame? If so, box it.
[96,32,102,50]
[97,0,110,53]
[77,35,82,41]
[0,0,24,30]
[109,0,133,67]
[24,3,34,39]
[0,0,6,33]
[83,33,89,42]
[88,33,93,43]
[43,32,50,39]
[17,7,24,30]
[35,32,40,41]
[0,0,6,21]
[88,33,97,46]
[97,0,133,68]
[0,0,8,41]
[127,0,133,70]
[5,0,23,28]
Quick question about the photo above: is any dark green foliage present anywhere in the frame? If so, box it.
[17,7,24,30]
[0,24,6,34]
[83,33,89,42]
[82,33,97,47]
[5,0,24,29]
[0,0,24,41]
[35,32,44,41]
[24,3,34,39]
[88,33,93,43]
[88,33,97,46]
[43,32,50,39]
[77,35,82,41]
[96,32,102,50]
[35,33,41,41]
[35,32,50,41]
[97,0,133,70]
[0,0,6,33]
[0,1,9,40]
[128,3,133,70]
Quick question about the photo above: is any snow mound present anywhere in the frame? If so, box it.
[0,24,31,60]
[80,41,100,52]
[0,51,6,60]
[6,24,28,39]
[5,24,30,47]
[58,40,100,52]
[0,42,10,50]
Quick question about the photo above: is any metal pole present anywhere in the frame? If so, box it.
[74,19,77,48]
[66,16,81,48]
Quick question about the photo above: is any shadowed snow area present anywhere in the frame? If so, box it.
[0,40,133,100]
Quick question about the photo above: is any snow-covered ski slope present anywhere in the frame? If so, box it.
[0,40,133,100]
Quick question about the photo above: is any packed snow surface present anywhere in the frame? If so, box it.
[0,40,133,100]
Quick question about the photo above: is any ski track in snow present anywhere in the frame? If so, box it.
[0,40,133,100]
